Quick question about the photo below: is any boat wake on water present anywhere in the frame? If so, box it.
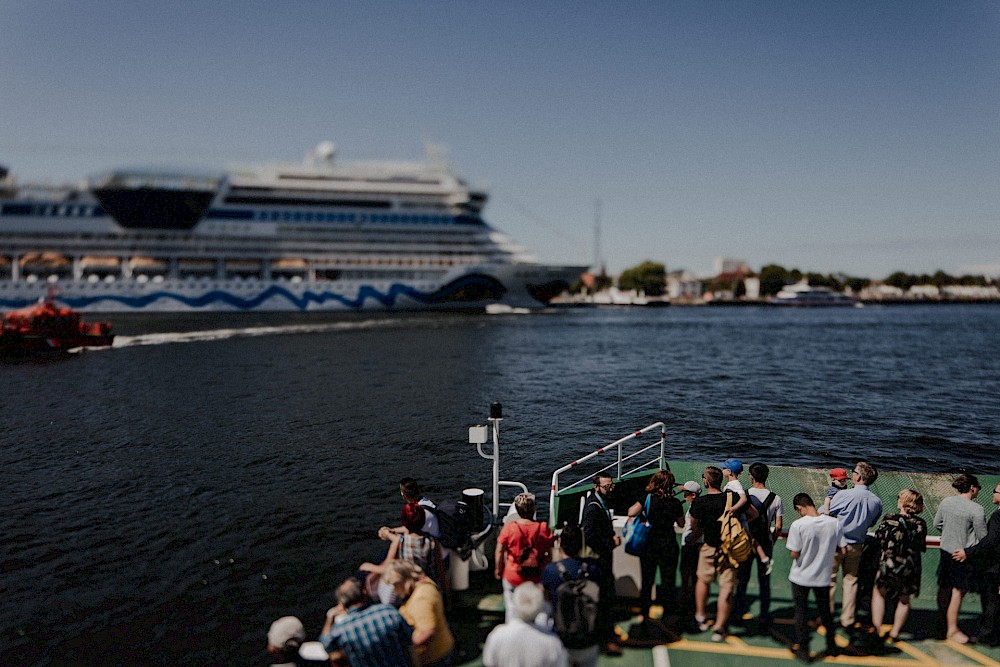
[111,318,401,348]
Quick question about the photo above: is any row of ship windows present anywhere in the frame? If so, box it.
[208,210,478,225]
[0,256,478,268]
[1,204,103,217]
[0,204,481,227]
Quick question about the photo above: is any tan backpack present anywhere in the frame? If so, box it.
[718,492,754,567]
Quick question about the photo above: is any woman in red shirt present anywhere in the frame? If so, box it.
[495,492,555,622]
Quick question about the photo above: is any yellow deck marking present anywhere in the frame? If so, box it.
[666,638,792,659]
[665,636,978,666]
[943,639,1000,667]
[815,625,851,648]
[889,640,939,666]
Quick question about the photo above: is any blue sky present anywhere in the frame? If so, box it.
[2,1,998,278]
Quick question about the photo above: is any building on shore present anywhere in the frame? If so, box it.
[666,270,703,303]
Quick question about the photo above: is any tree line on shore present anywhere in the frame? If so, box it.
[575,261,998,298]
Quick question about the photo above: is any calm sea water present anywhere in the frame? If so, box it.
[2,305,998,665]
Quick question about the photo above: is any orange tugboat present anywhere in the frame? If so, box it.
[0,289,114,359]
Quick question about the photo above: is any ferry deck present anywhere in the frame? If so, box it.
[447,415,1000,667]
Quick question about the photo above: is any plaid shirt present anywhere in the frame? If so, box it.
[320,603,413,667]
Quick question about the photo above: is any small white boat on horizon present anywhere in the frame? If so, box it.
[771,279,856,307]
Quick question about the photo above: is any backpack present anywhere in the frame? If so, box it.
[553,561,600,649]
[516,522,544,579]
[423,500,468,554]
[746,491,777,542]
[718,491,753,567]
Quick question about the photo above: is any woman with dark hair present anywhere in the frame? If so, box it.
[871,489,927,642]
[934,474,987,643]
[627,469,685,618]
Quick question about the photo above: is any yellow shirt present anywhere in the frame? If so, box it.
[399,580,454,665]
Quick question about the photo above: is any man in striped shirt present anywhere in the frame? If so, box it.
[320,577,414,666]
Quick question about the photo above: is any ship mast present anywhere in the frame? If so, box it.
[593,197,602,273]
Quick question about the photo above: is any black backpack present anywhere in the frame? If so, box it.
[746,491,776,542]
[423,500,467,553]
[553,561,600,649]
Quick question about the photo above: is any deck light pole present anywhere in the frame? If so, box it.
[470,402,503,520]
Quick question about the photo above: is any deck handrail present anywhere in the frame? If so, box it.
[496,480,529,522]
[548,422,666,527]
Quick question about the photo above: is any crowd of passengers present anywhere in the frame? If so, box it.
[265,465,1000,666]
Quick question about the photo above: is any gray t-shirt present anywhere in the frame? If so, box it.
[934,495,987,553]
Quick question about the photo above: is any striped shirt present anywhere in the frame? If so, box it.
[320,603,413,667]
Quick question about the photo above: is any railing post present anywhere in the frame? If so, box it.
[487,403,503,521]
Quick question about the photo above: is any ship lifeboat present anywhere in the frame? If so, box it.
[19,252,72,280]
[0,289,114,359]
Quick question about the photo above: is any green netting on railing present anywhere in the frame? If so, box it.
[551,460,999,608]
[654,461,998,607]
[663,461,999,537]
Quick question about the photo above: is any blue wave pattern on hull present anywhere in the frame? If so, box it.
[0,275,507,311]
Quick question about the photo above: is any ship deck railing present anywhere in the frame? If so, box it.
[548,422,666,528]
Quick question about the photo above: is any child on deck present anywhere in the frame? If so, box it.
[823,468,849,514]
[721,458,773,572]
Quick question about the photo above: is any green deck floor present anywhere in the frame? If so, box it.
[457,462,1000,666]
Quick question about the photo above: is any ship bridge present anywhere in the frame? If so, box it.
[90,169,224,230]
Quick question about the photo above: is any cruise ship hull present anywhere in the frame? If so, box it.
[0,264,584,313]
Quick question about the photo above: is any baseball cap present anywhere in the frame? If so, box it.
[682,480,701,493]
[721,458,743,475]
[830,468,848,480]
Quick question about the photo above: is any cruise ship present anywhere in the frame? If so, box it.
[0,143,585,313]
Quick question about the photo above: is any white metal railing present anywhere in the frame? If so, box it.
[548,422,666,527]
[496,480,529,521]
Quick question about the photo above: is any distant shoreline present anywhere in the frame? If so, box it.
[557,298,1000,308]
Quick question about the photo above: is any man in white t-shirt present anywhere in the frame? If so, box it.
[787,493,845,662]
